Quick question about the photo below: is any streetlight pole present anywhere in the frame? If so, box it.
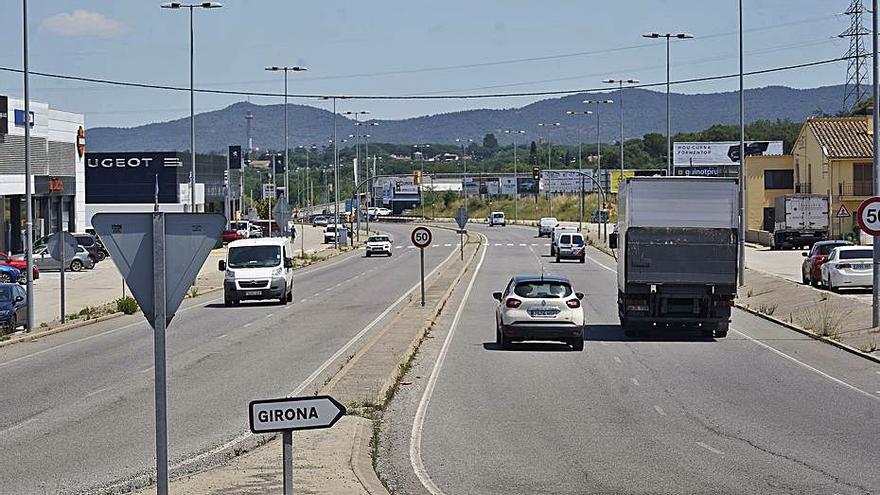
[603,78,639,173]
[565,112,592,231]
[503,130,526,224]
[162,2,223,212]
[538,123,560,216]
[414,144,430,218]
[22,0,34,333]
[738,0,746,288]
[643,32,694,175]
[455,138,473,199]
[873,0,880,326]
[584,100,613,240]
[265,66,307,216]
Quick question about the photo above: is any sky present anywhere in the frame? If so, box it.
[0,0,854,128]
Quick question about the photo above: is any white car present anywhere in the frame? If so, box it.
[488,211,506,227]
[550,226,578,256]
[821,245,874,291]
[219,238,294,306]
[323,224,343,243]
[538,217,558,237]
[368,207,392,216]
[365,235,393,257]
[493,275,585,351]
[555,232,586,263]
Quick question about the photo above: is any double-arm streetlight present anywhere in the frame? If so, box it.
[603,79,639,173]
[161,2,223,212]
[502,130,526,223]
[584,100,613,240]
[265,65,307,211]
[537,123,561,216]
[642,32,694,174]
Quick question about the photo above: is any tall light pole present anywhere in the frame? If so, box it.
[265,65,307,213]
[323,96,345,249]
[873,0,879,326]
[642,32,694,175]
[455,138,473,199]
[566,112,592,231]
[22,0,34,333]
[503,130,526,224]
[603,78,639,173]
[414,144,430,218]
[738,0,746,288]
[161,2,223,212]
[584,100,613,240]
[537,123,561,216]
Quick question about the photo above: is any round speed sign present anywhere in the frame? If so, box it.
[857,196,880,236]
[411,226,432,248]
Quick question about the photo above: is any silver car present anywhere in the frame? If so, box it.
[33,245,95,272]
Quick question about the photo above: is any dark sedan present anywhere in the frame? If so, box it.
[0,283,27,333]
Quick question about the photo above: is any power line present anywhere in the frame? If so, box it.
[0,54,863,101]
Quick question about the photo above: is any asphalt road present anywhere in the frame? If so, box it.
[380,224,880,495]
[0,223,457,494]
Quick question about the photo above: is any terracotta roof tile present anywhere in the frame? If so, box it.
[806,116,872,159]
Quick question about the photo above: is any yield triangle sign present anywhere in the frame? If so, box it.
[273,201,292,230]
[92,212,226,328]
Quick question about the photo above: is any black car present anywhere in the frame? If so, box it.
[0,283,28,333]
[85,228,110,260]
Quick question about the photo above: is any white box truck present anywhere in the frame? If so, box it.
[771,194,828,250]
[609,177,739,338]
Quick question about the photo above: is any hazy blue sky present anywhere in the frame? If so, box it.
[0,0,852,128]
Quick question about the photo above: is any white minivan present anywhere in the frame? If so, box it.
[219,238,294,306]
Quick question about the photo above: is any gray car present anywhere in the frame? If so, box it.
[33,245,95,272]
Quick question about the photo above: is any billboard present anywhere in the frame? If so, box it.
[85,152,181,204]
[463,177,499,195]
[673,141,783,166]
[517,177,540,194]
[500,177,517,195]
[542,170,592,193]
[609,170,636,193]
[674,166,722,177]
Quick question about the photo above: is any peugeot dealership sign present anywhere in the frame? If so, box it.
[85,152,183,204]
[673,141,783,166]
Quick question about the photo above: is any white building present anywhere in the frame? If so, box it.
[0,94,85,253]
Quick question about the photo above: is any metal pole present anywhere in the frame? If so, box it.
[460,231,464,260]
[59,203,65,324]
[513,135,519,224]
[619,80,625,173]
[225,147,231,228]
[269,157,274,237]
[666,35,672,176]
[738,0,746,287]
[597,109,606,241]
[284,69,290,222]
[152,212,169,495]
[547,138,552,216]
[23,0,35,332]
[189,6,197,211]
[334,98,340,250]
[420,247,425,307]
[872,0,879,327]
[282,430,293,495]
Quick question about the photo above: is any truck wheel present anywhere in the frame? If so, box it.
[224,297,232,307]
[715,323,729,338]
[802,273,809,285]
[621,319,636,338]
[811,277,820,288]
[570,339,584,351]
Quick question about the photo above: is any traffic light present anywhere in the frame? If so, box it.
[414,169,422,185]
[532,167,540,180]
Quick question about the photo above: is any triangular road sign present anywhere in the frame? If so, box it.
[272,201,292,230]
[455,206,469,229]
[92,212,225,328]
[836,204,851,218]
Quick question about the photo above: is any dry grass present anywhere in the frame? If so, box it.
[797,303,847,339]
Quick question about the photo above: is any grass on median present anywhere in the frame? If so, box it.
[797,303,846,339]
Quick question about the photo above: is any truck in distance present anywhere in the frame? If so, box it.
[771,194,828,250]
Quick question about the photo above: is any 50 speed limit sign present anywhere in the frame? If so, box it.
[411,226,432,248]
[857,196,880,236]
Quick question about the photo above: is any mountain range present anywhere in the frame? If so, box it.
[88,85,853,153]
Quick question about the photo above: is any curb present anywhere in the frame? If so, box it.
[0,311,126,349]
[736,303,880,364]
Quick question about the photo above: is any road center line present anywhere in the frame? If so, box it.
[85,387,109,398]
[613,356,622,364]
[243,322,253,328]
[630,377,640,386]
[410,237,488,495]
[216,334,227,339]
[696,442,724,455]
[653,405,666,416]
[731,327,879,402]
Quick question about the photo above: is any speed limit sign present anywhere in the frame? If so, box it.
[857,197,880,236]
[411,226,432,248]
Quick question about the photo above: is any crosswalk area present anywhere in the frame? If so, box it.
[391,242,552,249]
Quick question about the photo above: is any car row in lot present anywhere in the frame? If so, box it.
[801,240,873,291]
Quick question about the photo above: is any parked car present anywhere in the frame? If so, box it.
[0,251,39,280]
[555,232,586,263]
[313,216,329,227]
[493,275,585,351]
[222,229,244,244]
[820,246,873,292]
[538,217,559,237]
[0,283,28,333]
[801,240,853,287]
[365,235,392,257]
[488,211,506,227]
[324,224,343,244]
[0,265,22,284]
[33,245,94,272]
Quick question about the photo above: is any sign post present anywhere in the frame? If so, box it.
[92,212,225,495]
[411,226,432,306]
[249,396,346,495]
[857,197,880,327]
[836,204,851,240]
[455,206,468,261]
[47,231,77,323]
[273,200,293,236]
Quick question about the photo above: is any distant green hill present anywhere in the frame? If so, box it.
[88,85,853,152]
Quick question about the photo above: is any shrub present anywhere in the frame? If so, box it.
[116,296,139,315]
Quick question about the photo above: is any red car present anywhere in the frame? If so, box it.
[221,229,244,244]
[0,251,40,280]
[801,240,852,287]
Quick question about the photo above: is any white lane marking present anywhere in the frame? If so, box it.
[696,442,724,455]
[265,314,274,318]
[444,243,452,247]
[630,377,640,386]
[85,387,109,398]
[140,366,153,373]
[395,246,403,249]
[0,295,224,370]
[411,238,488,495]
[730,327,879,402]
[407,246,415,249]
[653,405,666,416]
[216,334,227,339]
[494,243,502,247]
[0,417,37,435]
[613,356,622,364]
[432,244,439,247]
[243,322,253,328]
[174,242,461,474]
[543,243,550,247]
[599,341,609,346]
[519,243,526,247]
[530,243,538,246]
[585,251,617,273]
[506,243,514,246]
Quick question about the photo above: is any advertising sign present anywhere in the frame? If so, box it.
[85,152,181,204]
[609,170,636,193]
[463,177,499,195]
[542,170,591,193]
[673,141,783,166]
[500,177,517,195]
[673,166,722,177]
[517,177,540,194]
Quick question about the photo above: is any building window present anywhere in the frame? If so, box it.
[764,169,794,190]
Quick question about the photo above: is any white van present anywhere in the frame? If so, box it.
[488,211,506,227]
[219,238,294,306]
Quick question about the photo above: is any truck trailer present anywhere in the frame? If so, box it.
[771,194,828,250]
[609,177,739,338]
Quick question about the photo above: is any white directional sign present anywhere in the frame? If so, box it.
[249,396,346,433]
[455,206,469,230]
[857,197,880,236]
